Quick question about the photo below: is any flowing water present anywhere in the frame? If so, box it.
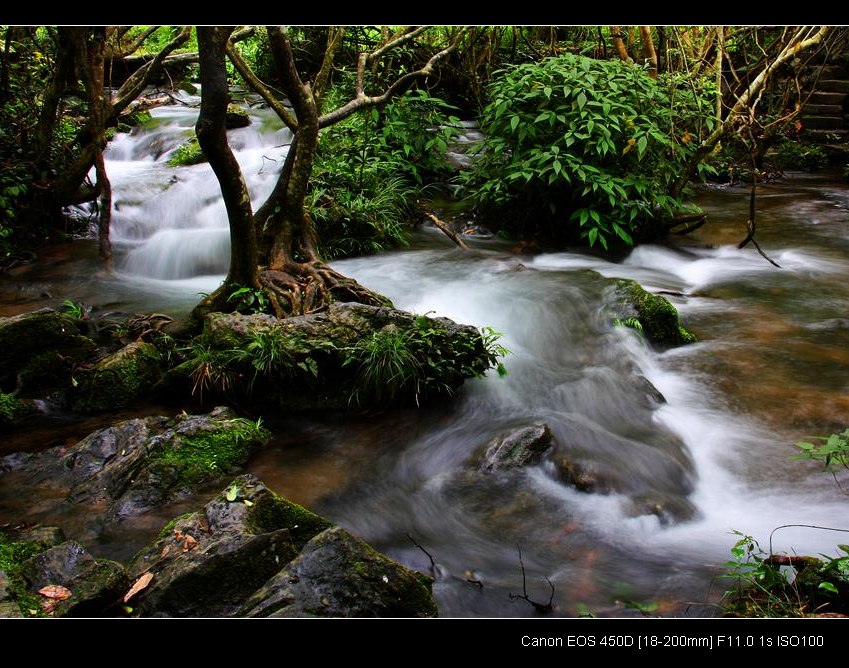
[2,98,848,616]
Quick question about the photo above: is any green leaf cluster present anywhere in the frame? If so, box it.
[463,54,712,248]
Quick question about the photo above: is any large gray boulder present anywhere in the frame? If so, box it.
[127,475,437,618]
[127,475,333,617]
[242,527,438,618]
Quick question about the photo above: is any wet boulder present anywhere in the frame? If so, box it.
[4,407,270,521]
[19,540,127,617]
[127,475,437,618]
[127,475,332,617]
[225,104,251,129]
[0,309,96,391]
[70,341,162,413]
[626,493,698,525]
[478,423,553,471]
[241,527,437,618]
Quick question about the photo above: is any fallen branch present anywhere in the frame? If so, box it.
[406,532,436,575]
[737,150,781,268]
[419,206,468,250]
[508,544,554,613]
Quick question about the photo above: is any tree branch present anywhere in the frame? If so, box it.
[313,26,345,112]
[319,35,462,129]
[226,41,298,131]
[111,26,192,116]
[672,26,831,196]
[116,26,159,58]
[368,26,429,62]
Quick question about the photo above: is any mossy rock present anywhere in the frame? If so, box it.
[225,104,251,129]
[121,109,153,127]
[129,475,435,618]
[615,279,696,347]
[4,408,270,522]
[19,540,128,617]
[241,526,438,618]
[0,526,67,617]
[71,341,162,413]
[167,136,206,167]
[0,310,96,391]
[196,302,498,411]
[0,393,38,427]
[127,475,328,616]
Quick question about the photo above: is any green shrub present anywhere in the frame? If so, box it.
[792,428,849,475]
[462,55,712,249]
[310,88,460,260]
[722,531,849,616]
[773,141,828,172]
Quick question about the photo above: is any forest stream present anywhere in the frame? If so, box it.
[2,95,848,617]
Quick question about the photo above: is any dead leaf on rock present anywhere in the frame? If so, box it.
[123,572,154,603]
[181,534,198,552]
[160,545,172,558]
[38,584,72,600]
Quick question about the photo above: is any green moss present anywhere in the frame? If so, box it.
[0,393,37,426]
[246,490,332,548]
[123,110,153,127]
[153,418,270,485]
[618,280,696,347]
[157,511,198,541]
[0,533,48,616]
[72,342,162,413]
[167,137,206,167]
[20,350,73,390]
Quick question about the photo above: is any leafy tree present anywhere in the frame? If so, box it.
[194,26,464,319]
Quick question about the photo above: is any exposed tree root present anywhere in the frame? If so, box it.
[259,261,391,318]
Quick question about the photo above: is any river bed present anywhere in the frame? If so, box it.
[1,98,848,617]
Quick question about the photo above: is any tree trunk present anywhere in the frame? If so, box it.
[195,27,259,304]
[612,27,633,63]
[639,27,658,78]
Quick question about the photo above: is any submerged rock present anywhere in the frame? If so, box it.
[4,407,270,520]
[241,527,437,618]
[478,423,553,471]
[554,456,613,494]
[71,341,162,413]
[0,309,96,391]
[614,280,696,347]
